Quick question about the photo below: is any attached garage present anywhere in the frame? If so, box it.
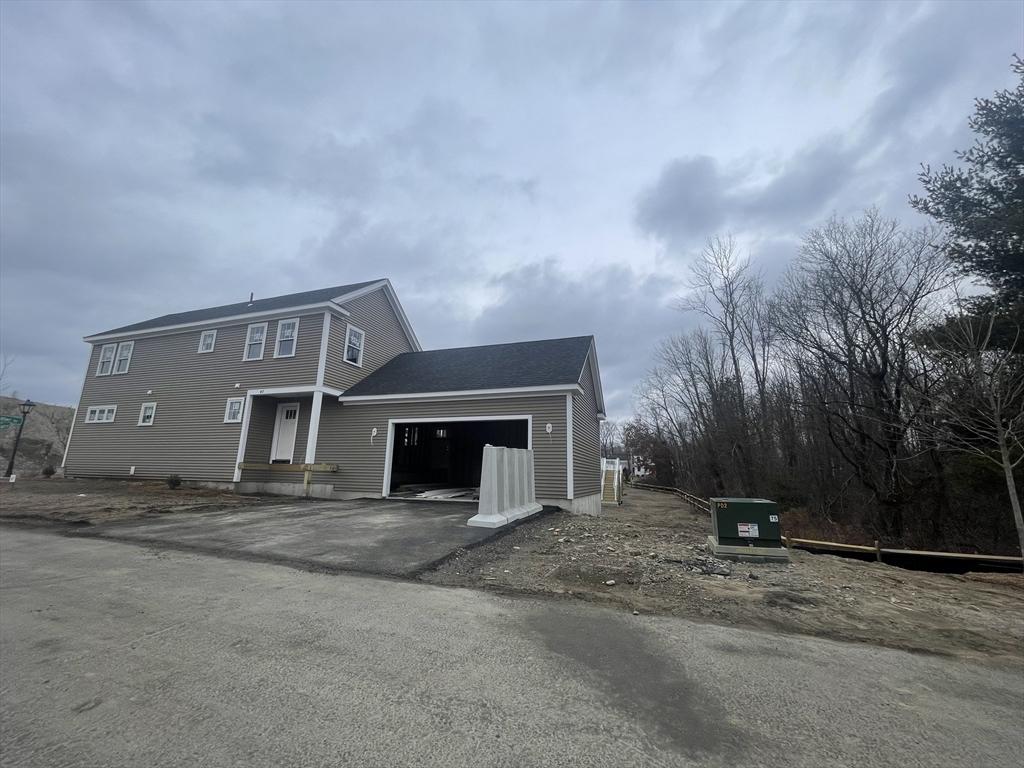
[384,416,530,499]
[310,336,606,514]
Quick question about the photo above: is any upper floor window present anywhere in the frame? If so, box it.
[344,325,364,367]
[113,341,134,374]
[243,323,268,361]
[95,344,116,376]
[198,330,217,354]
[85,405,117,423]
[137,402,157,426]
[274,318,299,358]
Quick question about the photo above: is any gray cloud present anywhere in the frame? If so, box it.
[0,0,1018,422]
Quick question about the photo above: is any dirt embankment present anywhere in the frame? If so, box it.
[422,488,1024,662]
[0,478,271,524]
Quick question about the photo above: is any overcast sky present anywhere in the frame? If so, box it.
[1,0,1020,418]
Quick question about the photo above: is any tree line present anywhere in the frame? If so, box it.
[622,58,1023,556]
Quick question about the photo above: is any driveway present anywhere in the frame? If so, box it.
[76,497,501,577]
[2,529,1022,768]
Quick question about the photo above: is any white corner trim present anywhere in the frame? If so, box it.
[339,383,583,404]
[315,312,330,386]
[232,393,255,482]
[304,391,324,464]
[380,415,533,498]
[62,352,91,468]
[566,393,574,500]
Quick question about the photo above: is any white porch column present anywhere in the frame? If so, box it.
[304,390,324,464]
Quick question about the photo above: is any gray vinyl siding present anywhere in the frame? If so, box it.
[64,312,325,482]
[324,288,415,391]
[238,396,313,483]
[573,356,601,498]
[314,396,568,499]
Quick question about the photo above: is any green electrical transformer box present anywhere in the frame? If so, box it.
[710,498,782,547]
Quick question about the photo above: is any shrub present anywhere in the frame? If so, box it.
[166,474,182,490]
[41,465,56,478]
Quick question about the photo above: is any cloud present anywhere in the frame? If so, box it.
[0,0,1018,419]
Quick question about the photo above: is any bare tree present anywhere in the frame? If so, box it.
[774,210,951,537]
[600,419,622,458]
[920,309,1024,557]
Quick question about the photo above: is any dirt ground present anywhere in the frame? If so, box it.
[0,477,273,524]
[423,487,1024,663]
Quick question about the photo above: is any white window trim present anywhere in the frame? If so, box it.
[85,405,117,424]
[137,402,157,427]
[95,344,117,376]
[224,397,245,423]
[344,324,365,367]
[198,329,217,354]
[112,341,134,375]
[243,322,269,361]
[273,318,300,359]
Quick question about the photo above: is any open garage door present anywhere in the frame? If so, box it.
[384,417,529,500]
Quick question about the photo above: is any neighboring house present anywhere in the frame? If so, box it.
[63,279,606,513]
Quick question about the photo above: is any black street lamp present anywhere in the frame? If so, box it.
[4,399,36,478]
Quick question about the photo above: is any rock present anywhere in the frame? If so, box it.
[632,610,640,615]
[512,546,520,550]
[748,573,759,580]
[605,580,616,586]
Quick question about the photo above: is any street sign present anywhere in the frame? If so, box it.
[0,415,23,430]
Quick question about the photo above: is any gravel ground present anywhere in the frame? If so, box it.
[422,487,1024,662]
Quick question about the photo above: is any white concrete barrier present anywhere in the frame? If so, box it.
[468,445,543,528]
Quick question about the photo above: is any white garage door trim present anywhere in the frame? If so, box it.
[381,415,533,498]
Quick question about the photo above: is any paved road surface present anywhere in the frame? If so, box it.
[1,528,1021,767]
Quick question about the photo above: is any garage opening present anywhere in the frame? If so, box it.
[386,418,529,501]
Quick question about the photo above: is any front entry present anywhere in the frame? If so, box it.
[270,402,300,463]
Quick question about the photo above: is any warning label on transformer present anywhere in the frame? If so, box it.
[737,523,759,538]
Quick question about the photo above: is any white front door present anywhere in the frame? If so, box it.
[271,402,300,463]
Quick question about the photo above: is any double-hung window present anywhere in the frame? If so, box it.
[224,397,245,423]
[113,341,134,374]
[243,323,268,361]
[274,318,299,358]
[137,402,157,426]
[344,325,364,367]
[85,405,117,423]
[95,344,116,376]
[198,330,217,353]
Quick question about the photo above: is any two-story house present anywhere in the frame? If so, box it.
[62,279,605,513]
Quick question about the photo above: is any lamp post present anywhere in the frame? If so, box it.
[4,399,36,478]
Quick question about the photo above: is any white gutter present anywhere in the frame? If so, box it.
[337,383,584,404]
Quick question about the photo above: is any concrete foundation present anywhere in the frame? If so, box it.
[235,482,336,500]
[707,535,790,562]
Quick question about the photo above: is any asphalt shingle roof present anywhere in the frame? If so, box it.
[90,280,384,337]
[342,336,594,396]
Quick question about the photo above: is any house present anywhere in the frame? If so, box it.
[62,279,605,514]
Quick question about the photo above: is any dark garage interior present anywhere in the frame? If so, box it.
[388,419,528,499]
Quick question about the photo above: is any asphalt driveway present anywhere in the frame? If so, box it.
[77,497,501,577]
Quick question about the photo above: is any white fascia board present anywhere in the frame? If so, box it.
[332,279,422,352]
[338,384,583,404]
[83,302,351,343]
[579,339,607,416]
